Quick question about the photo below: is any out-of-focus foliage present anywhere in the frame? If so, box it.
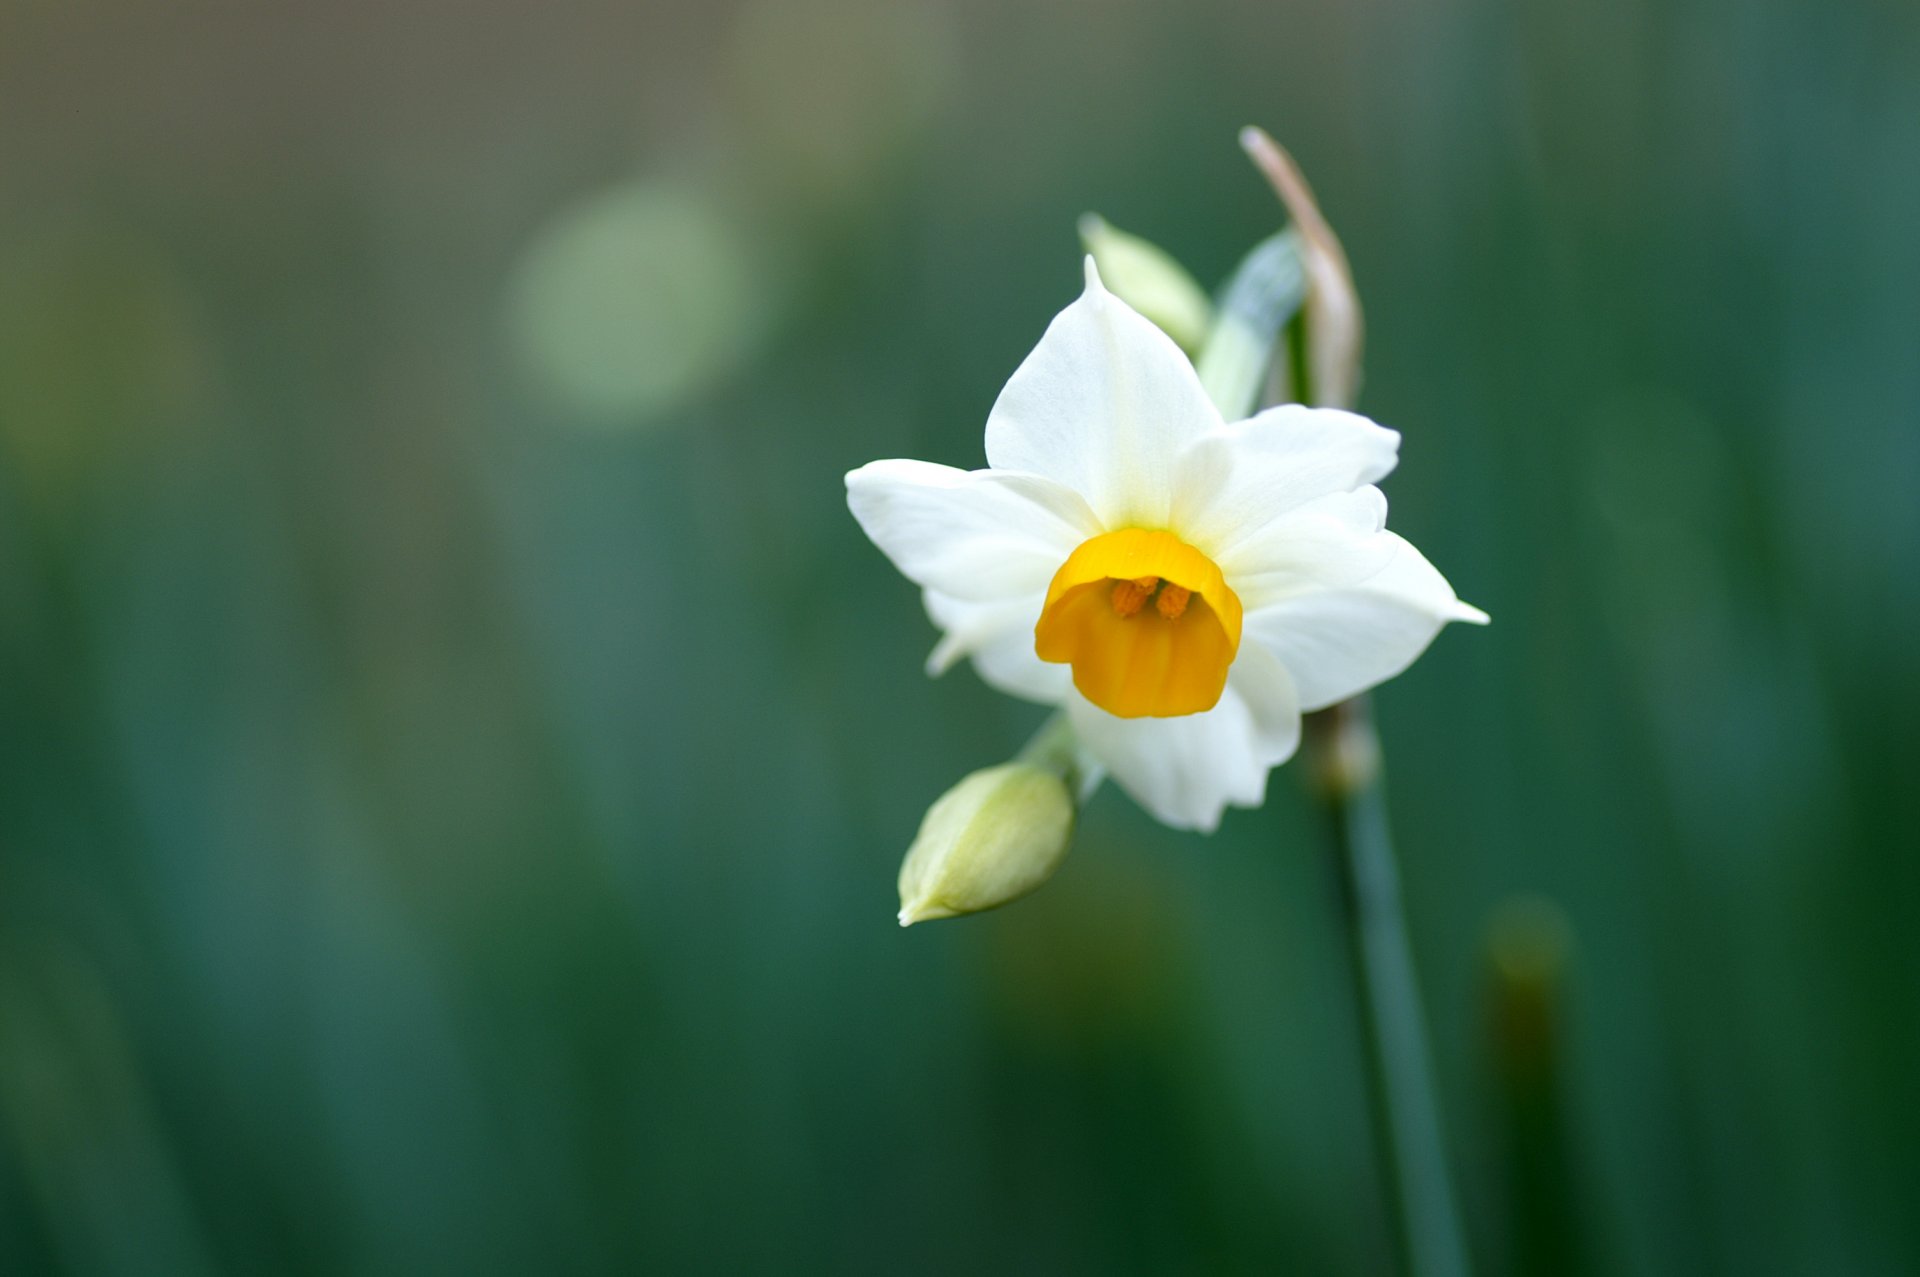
[2,0,1917,1273]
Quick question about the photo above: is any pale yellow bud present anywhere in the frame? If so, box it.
[1076,214,1214,355]
[897,764,1075,926]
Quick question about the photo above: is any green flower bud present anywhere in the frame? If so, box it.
[1077,213,1213,355]
[897,763,1075,926]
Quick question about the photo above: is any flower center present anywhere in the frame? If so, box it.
[1033,528,1242,718]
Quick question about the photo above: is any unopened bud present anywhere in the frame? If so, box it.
[1077,213,1213,355]
[897,763,1075,926]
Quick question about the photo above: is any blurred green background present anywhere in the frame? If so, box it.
[3,0,1917,1272]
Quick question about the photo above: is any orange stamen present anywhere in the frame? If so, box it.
[1109,576,1159,617]
[1034,529,1243,718]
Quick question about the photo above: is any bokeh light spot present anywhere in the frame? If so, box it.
[506,179,762,429]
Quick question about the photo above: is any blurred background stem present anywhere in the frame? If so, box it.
[1487,896,1592,1277]
[1307,694,1472,1277]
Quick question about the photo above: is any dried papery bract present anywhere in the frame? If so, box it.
[1239,126,1364,410]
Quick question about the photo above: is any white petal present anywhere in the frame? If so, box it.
[1068,643,1302,832]
[1169,405,1401,561]
[846,459,1099,603]
[1244,533,1489,712]
[1217,488,1400,610]
[924,590,1070,704]
[984,258,1223,528]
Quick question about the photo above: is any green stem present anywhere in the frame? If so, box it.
[1307,700,1472,1277]
[1016,710,1099,804]
[1227,131,1463,1274]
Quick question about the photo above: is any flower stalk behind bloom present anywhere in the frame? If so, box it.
[1240,127,1476,1277]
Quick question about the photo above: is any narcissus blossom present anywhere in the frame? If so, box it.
[847,260,1486,831]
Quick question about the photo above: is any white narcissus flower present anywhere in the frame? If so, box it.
[846,259,1487,832]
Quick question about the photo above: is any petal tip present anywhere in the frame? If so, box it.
[1081,253,1106,294]
[898,899,954,927]
[925,631,965,677]
[1455,601,1492,625]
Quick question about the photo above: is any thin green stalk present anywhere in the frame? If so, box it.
[1306,701,1472,1277]
[1017,709,1097,802]
[1196,130,1472,1275]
